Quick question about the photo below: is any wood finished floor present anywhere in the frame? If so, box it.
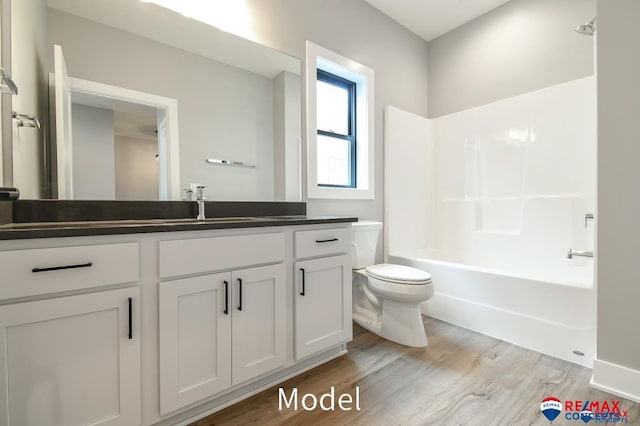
[192,317,640,426]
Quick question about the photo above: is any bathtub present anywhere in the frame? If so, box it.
[388,251,595,367]
[383,81,596,368]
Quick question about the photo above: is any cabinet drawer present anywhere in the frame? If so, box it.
[0,243,139,300]
[294,227,351,259]
[159,233,285,279]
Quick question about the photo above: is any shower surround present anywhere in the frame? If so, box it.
[385,76,596,366]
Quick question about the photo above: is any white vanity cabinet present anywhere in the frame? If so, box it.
[0,243,141,426]
[158,233,286,415]
[294,228,352,360]
[0,220,353,426]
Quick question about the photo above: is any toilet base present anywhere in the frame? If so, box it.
[353,300,428,347]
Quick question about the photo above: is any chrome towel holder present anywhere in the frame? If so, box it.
[206,158,256,169]
[12,111,41,129]
[0,68,18,95]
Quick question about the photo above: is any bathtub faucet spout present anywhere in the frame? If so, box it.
[567,249,593,259]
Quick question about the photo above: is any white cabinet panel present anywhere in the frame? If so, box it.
[294,255,352,360]
[159,273,232,415]
[294,227,351,259]
[0,243,139,300]
[159,233,285,279]
[231,264,286,385]
[0,287,140,426]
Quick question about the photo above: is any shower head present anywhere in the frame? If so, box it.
[575,17,596,36]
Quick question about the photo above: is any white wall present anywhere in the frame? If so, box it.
[593,0,640,401]
[428,0,595,117]
[71,104,115,199]
[48,9,275,201]
[114,135,158,201]
[10,0,49,198]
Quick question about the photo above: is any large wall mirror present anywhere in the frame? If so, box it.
[4,0,302,201]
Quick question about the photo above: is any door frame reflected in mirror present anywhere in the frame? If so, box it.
[54,75,180,200]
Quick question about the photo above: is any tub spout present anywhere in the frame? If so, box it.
[567,249,593,259]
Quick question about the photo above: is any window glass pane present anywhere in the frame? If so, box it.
[317,134,350,186]
[317,80,349,135]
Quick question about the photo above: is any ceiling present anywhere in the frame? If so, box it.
[114,111,158,141]
[364,0,512,41]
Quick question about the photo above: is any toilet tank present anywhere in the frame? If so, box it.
[352,221,383,269]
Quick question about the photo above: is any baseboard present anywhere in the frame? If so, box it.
[591,358,640,403]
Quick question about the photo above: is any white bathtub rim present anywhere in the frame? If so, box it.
[389,251,594,289]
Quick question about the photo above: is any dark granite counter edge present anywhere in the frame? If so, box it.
[9,200,307,223]
[0,217,358,241]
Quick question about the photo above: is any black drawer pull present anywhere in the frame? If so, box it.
[128,297,133,340]
[32,262,93,273]
[223,281,229,315]
[315,238,338,243]
[300,268,306,296]
[237,278,243,311]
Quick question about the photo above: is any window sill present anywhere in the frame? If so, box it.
[308,185,374,200]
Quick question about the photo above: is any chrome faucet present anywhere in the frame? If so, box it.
[196,186,206,220]
[567,249,593,259]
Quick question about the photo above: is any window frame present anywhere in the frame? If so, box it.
[305,41,375,200]
[316,69,357,188]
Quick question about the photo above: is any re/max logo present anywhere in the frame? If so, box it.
[565,400,628,416]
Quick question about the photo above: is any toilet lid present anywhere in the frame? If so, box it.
[365,264,432,285]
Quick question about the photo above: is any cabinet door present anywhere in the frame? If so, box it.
[295,254,352,360]
[158,273,232,415]
[232,264,286,385]
[0,287,140,426]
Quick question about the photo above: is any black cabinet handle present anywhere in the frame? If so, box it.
[237,278,242,311]
[128,297,133,340]
[32,262,93,273]
[223,281,229,315]
[300,268,306,296]
[315,238,338,243]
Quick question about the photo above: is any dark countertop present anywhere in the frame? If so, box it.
[0,215,358,240]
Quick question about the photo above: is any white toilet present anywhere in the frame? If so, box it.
[352,221,434,347]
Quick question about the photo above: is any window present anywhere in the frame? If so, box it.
[316,70,356,188]
[306,41,375,200]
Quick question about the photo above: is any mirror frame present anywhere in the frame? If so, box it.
[1,0,12,187]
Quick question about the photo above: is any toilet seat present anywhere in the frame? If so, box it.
[365,263,432,285]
